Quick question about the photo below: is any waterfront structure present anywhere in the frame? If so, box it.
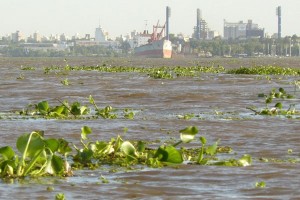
[224,19,264,40]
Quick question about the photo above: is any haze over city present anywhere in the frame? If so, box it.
[1,0,300,38]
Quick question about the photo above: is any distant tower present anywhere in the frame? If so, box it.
[95,25,107,42]
[276,6,282,39]
[196,8,201,40]
[166,6,171,40]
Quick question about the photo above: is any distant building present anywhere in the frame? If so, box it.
[60,33,67,41]
[224,19,264,40]
[11,31,25,42]
[128,30,152,48]
[208,30,220,40]
[245,20,264,39]
[95,25,108,42]
[33,31,41,42]
[224,20,247,40]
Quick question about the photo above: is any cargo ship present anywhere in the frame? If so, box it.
[134,37,172,58]
[134,6,172,58]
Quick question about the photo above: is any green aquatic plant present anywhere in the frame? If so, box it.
[55,193,66,200]
[227,65,300,76]
[247,87,299,116]
[0,131,72,178]
[123,109,135,120]
[89,95,117,119]
[18,96,135,120]
[177,113,195,120]
[20,100,90,119]
[43,65,226,79]
[20,66,35,70]
[255,181,266,188]
[1,125,253,180]
[61,78,69,86]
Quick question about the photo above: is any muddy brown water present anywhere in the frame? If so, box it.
[0,57,300,199]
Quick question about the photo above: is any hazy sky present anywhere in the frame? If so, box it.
[1,0,299,38]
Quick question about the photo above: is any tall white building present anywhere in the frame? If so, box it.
[95,26,107,42]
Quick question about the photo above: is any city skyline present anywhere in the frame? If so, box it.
[1,0,300,38]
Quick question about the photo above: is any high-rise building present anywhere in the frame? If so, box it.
[95,25,107,42]
[11,31,24,42]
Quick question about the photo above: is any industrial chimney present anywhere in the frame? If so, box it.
[276,6,281,39]
[196,9,201,40]
[166,6,171,40]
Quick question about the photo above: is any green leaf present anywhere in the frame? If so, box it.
[179,126,199,143]
[71,102,81,115]
[274,102,282,109]
[16,132,45,158]
[0,146,15,160]
[80,106,89,115]
[81,126,92,140]
[51,106,65,115]
[57,139,72,155]
[200,136,207,145]
[206,140,219,156]
[51,155,67,176]
[154,145,183,164]
[89,95,95,104]
[37,101,49,114]
[121,141,137,159]
[137,141,146,152]
[75,149,93,164]
[45,139,59,153]
[278,88,285,93]
[113,136,123,152]
[265,97,272,104]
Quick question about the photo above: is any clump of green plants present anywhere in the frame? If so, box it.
[20,66,35,70]
[88,95,117,119]
[17,96,135,120]
[61,78,69,86]
[247,87,299,116]
[19,100,90,119]
[43,65,226,79]
[255,181,266,188]
[0,126,252,180]
[0,131,72,178]
[55,193,66,200]
[227,66,300,76]
[71,126,252,169]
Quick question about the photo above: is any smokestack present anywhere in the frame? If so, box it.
[196,8,201,40]
[166,6,171,40]
[276,6,281,39]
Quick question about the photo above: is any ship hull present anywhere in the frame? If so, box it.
[134,40,172,58]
